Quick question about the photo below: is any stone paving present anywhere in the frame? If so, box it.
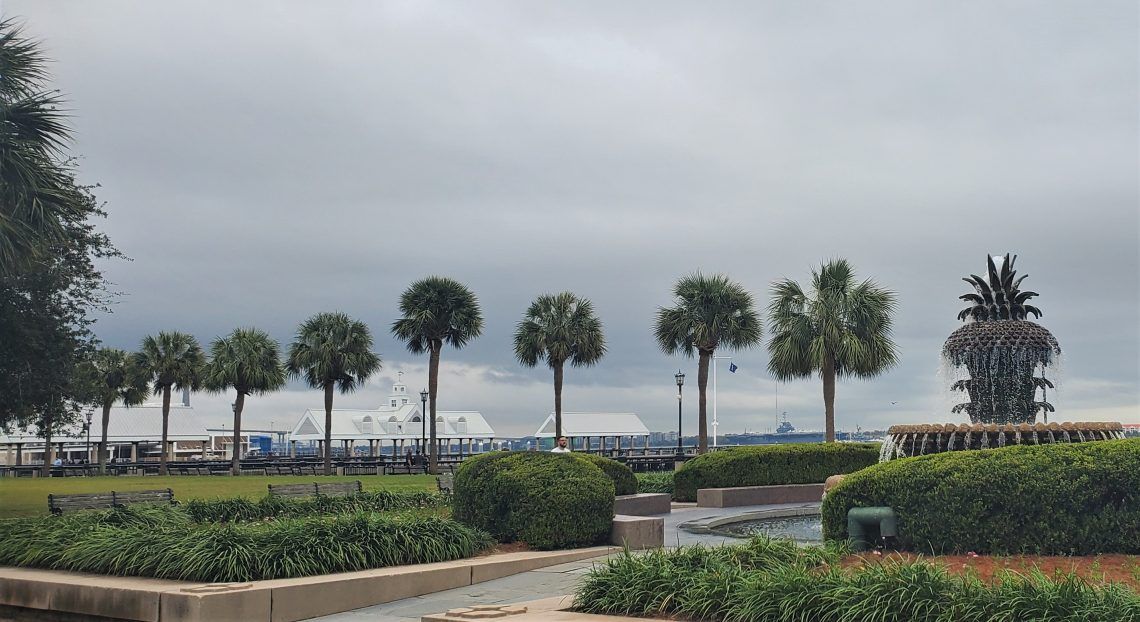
[312,501,821,621]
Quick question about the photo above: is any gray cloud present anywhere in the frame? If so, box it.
[10,0,1137,436]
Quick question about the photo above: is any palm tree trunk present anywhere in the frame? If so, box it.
[98,401,111,475]
[428,342,441,474]
[160,386,171,475]
[823,357,836,442]
[553,361,563,440]
[323,383,334,475]
[231,392,245,476]
[697,350,710,454]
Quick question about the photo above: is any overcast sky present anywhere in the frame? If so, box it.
[10,1,1138,437]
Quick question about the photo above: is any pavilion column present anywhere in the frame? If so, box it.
[467,438,473,454]
[393,439,398,458]
[15,443,23,466]
[289,440,296,458]
[130,442,138,462]
[200,442,207,459]
[644,435,650,453]
[167,441,174,463]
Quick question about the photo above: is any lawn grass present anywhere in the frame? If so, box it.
[0,474,436,518]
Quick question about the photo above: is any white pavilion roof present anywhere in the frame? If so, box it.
[0,404,210,444]
[534,412,650,438]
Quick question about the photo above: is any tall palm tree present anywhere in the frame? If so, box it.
[391,277,483,473]
[85,348,148,474]
[514,292,606,440]
[203,328,286,475]
[286,312,380,475]
[135,332,205,475]
[655,273,762,454]
[0,20,78,275]
[767,259,898,442]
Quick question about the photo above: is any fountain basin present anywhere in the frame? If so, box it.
[881,421,1124,461]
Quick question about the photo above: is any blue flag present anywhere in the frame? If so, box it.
[728,363,738,373]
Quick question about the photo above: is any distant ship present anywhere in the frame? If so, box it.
[722,412,829,445]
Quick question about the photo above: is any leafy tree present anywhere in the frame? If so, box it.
[286,312,380,475]
[0,19,82,275]
[514,292,606,440]
[203,328,286,475]
[0,20,122,473]
[391,277,483,473]
[135,332,205,474]
[82,348,148,474]
[767,259,898,442]
[654,273,762,453]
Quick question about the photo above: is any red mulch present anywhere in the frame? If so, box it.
[842,552,1140,589]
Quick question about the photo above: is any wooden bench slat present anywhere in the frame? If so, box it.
[49,488,175,515]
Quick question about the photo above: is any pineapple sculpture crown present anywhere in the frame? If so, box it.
[957,254,1041,322]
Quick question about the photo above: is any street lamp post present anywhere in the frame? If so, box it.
[420,388,429,458]
[84,411,93,465]
[675,370,685,456]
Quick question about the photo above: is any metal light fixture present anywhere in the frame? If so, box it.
[675,370,685,456]
[419,388,429,456]
[84,411,93,466]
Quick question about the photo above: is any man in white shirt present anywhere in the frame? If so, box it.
[550,436,571,453]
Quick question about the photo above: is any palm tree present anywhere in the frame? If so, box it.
[203,328,286,475]
[0,20,78,275]
[654,273,762,454]
[135,332,205,475]
[391,277,483,473]
[85,348,148,474]
[286,312,380,475]
[514,292,606,440]
[767,259,898,442]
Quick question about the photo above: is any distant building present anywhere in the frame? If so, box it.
[0,393,210,465]
[287,376,497,457]
[533,412,651,451]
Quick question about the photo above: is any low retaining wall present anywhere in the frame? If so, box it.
[0,548,614,622]
[613,493,671,516]
[610,515,663,550]
[696,483,824,508]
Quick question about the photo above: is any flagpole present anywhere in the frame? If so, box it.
[712,355,732,448]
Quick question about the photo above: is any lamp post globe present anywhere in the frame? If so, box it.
[419,388,429,456]
[675,370,685,456]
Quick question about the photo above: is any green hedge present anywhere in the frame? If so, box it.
[0,505,492,582]
[673,443,880,501]
[453,451,614,550]
[182,490,444,522]
[573,453,637,496]
[635,472,674,495]
[822,439,1140,555]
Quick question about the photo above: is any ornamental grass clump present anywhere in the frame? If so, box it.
[0,506,492,582]
[182,490,444,522]
[575,536,1140,622]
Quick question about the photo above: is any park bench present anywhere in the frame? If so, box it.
[266,480,363,499]
[436,474,454,500]
[48,488,177,515]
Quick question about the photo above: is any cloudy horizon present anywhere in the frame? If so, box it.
[9,1,1138,437]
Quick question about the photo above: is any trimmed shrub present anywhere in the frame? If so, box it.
[635,472,674,495]
[573,453,637,496]
[0,505,493,581]
[673,443,880,501]
[822,439,1140,555]
[453,451,615,550]
[182,490,444,522]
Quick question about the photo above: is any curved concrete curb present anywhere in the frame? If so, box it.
[0,547,616,622]
[677,503,820,535]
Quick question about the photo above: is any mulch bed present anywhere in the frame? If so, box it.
[842,552,1140,589]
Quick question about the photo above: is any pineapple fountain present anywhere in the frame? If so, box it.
[881,254,1124,461]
